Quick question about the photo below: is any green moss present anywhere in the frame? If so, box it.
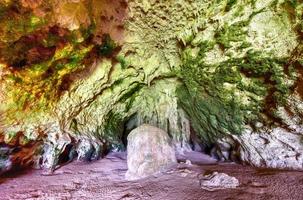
[178,10,300,142]
[4,131,17,143]
[233,4,244,17]
[19,135,31,145]
[97,34,117,56]
[29,45,91,73]
[7,74,23,83]
[81,24,96,40]
[64,46,92,70]
[1,11,46,43]
[28,16,46,31]
[214,20,249,49]
[177,85,244,144]
[70,118,80,135]
[31,62,49,72]
[179,46,296,122]
[120,83,144,112]
[225,0,237,12]
[116,55,128,69]
[4,42,93,117]
[101,111,125,151]
[119,83,143,102]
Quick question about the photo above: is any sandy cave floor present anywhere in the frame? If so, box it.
[0,152,303,200]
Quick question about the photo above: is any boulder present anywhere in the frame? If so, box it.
[125,124,177,180]
[199,172,240,191]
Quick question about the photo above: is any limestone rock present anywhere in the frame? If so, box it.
[0,147,12,175]
[236,128,303,170]
[125,124,177,180]
[40,132,71,170]
[199,172,240,191]
[0,158,12,175]
[213,127,303,170]
[76,138,103,161]
[210,137,235,161]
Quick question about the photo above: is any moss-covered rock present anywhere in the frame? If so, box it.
[176,0,302,144]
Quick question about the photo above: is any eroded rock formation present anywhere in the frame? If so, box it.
[125,124,176,180]
[0,0,302,173]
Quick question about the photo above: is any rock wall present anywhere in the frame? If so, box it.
[0,0,302,172]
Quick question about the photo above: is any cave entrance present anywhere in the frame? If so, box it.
[189,126,213,154]
[188,126,240,162]
[121,115,215,153]
[119,114,234,163]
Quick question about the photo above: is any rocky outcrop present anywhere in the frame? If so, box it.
[125,124,177,180]
[213,127,303,170]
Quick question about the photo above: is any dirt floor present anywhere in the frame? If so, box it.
[0,151,303,200]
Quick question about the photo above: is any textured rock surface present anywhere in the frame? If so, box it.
[213,127,303,169]
[199,172,240,191]
[0,0,302,172]
[125,124,177,180]
[0,146,12,175]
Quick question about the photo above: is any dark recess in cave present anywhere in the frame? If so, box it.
[121,114,138,148]
[57,144,77,165]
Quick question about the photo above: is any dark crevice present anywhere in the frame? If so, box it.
[189,125,206,152]
[122,113,138,148]
[57,144,77,165]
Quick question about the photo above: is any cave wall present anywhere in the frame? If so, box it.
[0,0,303,172]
